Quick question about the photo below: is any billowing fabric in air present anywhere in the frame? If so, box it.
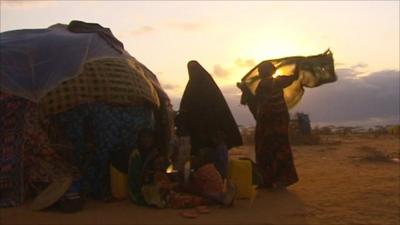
[237,50,337,118]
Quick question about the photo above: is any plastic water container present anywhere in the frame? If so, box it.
[227,159,253,199]
[110,165,129,199]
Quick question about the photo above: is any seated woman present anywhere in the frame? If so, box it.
[128,129,236,209]
[181,152,235,207]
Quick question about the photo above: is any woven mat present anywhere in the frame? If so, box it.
[40,58,160,116]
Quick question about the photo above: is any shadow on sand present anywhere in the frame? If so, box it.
[243,189,308,225]
[1,189,308,225]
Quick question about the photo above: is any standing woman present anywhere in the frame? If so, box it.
[255,62,299,189]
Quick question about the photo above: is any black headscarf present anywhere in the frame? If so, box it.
[177,61,242,151]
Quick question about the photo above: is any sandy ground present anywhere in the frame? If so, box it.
[1,134,399,225]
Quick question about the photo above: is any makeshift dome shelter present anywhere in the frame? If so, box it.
[237,50,337,118]
[0,21,173,205]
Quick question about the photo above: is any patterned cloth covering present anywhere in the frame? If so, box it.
[255,112,299,188]
[0,92,75,207]
[40,58,160,116]
[50,103,155,199]
[192,164,224,195]
[160,163,224,208]
[0,94,25,207]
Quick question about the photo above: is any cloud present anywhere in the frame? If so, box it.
[131,26,154,36]
[234,58,256,68]
[217,66,399,127]
[346,62,369,75]
[218,85,255,126]
[334,62,346,67]
[162,83,180,91]
[293,68,399,125]
[167,22,203,31]
[2,0,56,8]
[211,59,256,79]
[213,64,230,78]
[351,62,368,70]
[166,63,399,127]
[335,68,363,78]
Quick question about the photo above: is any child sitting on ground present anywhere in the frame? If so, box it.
[128,129,162,206]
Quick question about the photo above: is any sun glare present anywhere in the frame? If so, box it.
[272,68,283,78]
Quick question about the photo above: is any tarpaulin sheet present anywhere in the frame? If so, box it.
[0,24,130,102]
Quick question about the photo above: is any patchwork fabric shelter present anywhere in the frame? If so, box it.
[0,21,173,204]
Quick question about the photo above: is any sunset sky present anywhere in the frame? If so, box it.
[1,1,399,127]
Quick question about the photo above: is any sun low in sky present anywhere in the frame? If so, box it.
[1,1,399,126]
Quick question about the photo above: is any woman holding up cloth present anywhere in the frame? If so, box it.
[254,62,299,189]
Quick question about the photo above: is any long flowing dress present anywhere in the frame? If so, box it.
[255,76,299,188]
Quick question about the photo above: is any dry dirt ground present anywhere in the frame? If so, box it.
[1,134,399,225]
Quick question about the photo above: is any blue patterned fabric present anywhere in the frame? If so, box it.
[51,103,155,199]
